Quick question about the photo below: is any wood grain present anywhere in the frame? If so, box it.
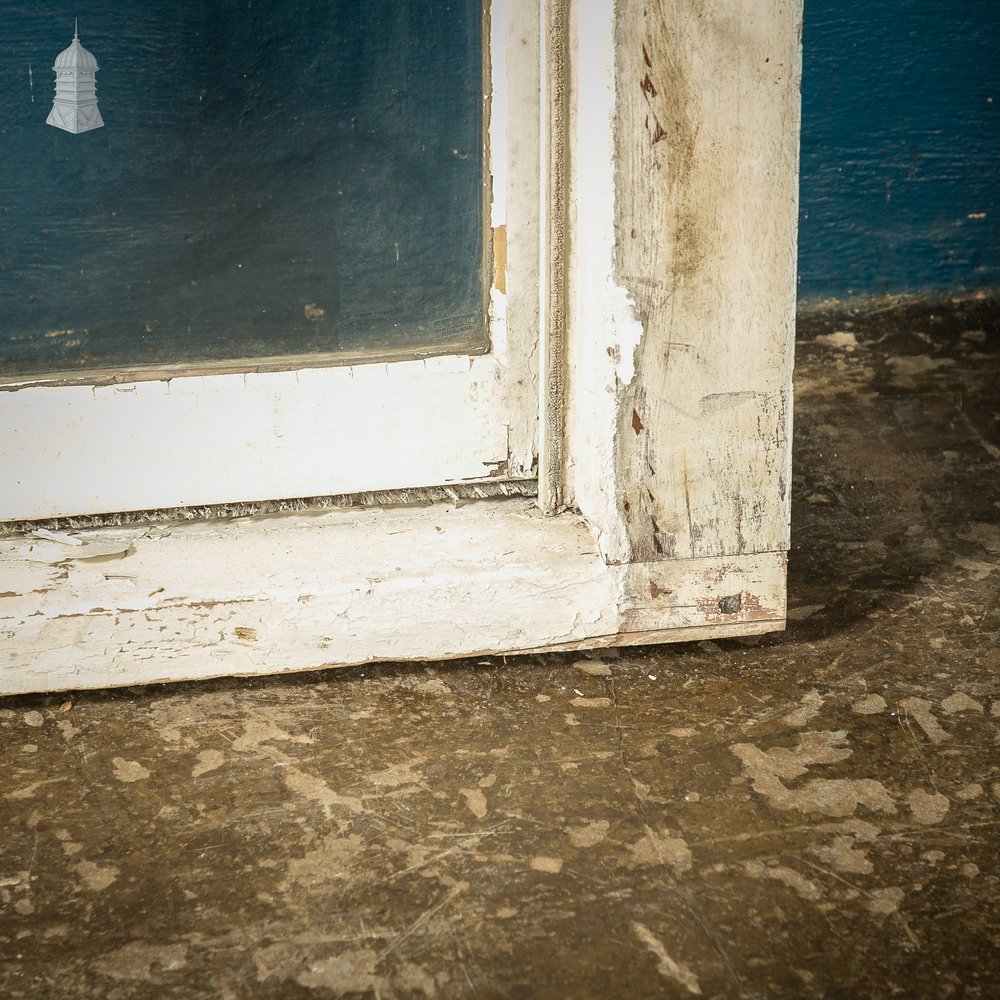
[612,0,802,562]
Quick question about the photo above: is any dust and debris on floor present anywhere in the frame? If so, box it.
[1,296,999,998]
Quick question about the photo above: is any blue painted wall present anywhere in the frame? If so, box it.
[798,0,999,300]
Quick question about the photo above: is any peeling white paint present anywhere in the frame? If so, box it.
[0,1,799,693]
[564,0,632,562]
[488,286,509,364]
[609,284,644,386]
[0,500,786,695]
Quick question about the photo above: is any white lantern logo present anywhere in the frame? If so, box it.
[47,20,105,134]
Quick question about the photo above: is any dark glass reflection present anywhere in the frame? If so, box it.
[0,1,486,376]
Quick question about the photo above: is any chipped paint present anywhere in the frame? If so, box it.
[607,0,800,564]
[0,499,787,695]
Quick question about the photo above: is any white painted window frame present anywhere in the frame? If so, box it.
[0,1,537,521]
[0,0,803,695]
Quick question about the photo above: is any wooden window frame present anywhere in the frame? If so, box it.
[0,0,803,695]
[0,1,537,521]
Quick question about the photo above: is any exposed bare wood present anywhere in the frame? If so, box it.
[611,0,802,562]
[0,479,538,536]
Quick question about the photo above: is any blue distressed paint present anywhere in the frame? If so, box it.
[0,2,484,376]
[799,1,999,299]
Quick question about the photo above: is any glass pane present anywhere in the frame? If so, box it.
[0,1,487,378]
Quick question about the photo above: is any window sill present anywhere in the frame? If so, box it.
[1,498,785,695]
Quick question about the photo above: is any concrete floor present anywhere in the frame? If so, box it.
[1,297,998,999]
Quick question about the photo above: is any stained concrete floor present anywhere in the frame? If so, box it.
[2,297,999,999]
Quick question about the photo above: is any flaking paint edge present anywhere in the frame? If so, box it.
[565,0,638,566]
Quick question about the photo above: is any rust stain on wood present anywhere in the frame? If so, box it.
[695,591,774,623]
